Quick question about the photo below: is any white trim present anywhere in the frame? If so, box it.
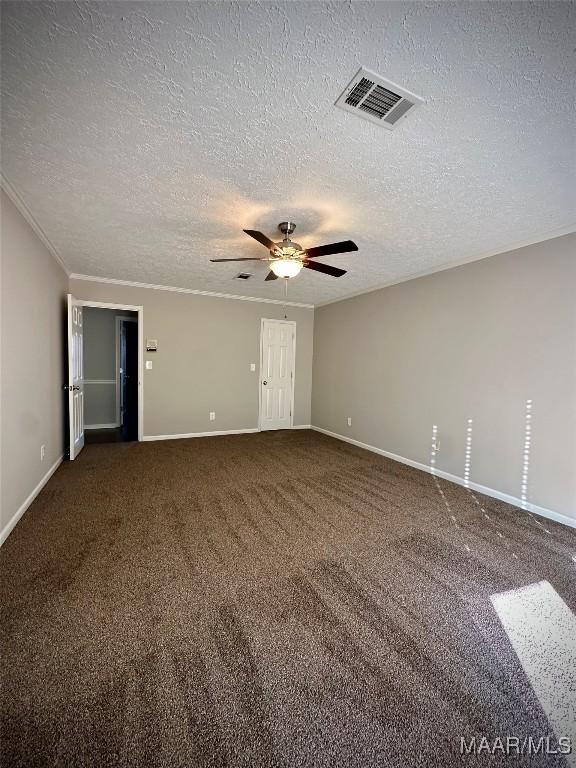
[78,299,142,312]
[138,308,144,441]
[0,456,63,547]
[315,225,576,307]
[311,426,576,530]
[1,174,70,275]
[67,295,85,460]
[68,227,575,310]
[85,423,119,430]
[2,174,570,312]
[70,274,314,309]
[84,379,116,385]
[259,318,296,431]
[143,426,309,441]
[143,428,259,441]
[79,301,144,441]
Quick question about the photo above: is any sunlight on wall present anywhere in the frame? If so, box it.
[464,418,473,488]
[518,399,552,535]
[460,417,517,558]
[430,424,439,476]
[521,399,533,510]
[491,581,576,766]
[429,424,469,546]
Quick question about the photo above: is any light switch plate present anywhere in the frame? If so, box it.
[250,363,256,372]
[146,360,153,370]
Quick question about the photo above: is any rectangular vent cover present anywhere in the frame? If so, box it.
[335,68,424,129]
[235,272,252,280]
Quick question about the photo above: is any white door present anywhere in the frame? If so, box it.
[259,319,295,431]
[67,294,84,459]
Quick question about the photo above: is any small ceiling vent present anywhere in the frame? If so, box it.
[235,272,252,280]
[335,67,424,129]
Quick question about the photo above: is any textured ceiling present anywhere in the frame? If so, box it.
[1,1,575,305]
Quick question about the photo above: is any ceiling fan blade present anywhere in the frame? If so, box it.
[243,229,276,250]
[305,240,358,259]
[304,260,346,277]
[210,257,267,262]
[265,270,278,281]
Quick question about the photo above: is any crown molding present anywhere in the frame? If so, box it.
[315,224,576,308]
[4,171,571,311]
[69,274,315,309]
[0,174,70,275]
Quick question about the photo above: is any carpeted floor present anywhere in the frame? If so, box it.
[1,430,575,767]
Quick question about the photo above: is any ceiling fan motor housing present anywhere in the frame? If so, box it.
[278,221,296,237]
[272,222,304,257]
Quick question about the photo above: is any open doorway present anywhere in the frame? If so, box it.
[82,307,139,444]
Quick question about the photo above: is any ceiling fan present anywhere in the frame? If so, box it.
[210,222,358,281]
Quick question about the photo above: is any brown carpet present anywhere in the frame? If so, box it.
[1,430,575,767]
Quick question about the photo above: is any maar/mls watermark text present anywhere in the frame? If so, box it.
[460,735,572,756]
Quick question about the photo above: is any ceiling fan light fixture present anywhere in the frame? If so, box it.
[215,223,357,282]
[270,258,304,279]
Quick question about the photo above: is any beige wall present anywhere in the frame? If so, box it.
[3,208,572,535]
[70,279,314,436]
[1,190,68,535]
[312,234,576,520]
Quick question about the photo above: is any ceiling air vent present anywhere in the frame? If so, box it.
[335,67,424,130]
[235,272,252,280]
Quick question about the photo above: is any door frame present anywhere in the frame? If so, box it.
[79,301,144,441]
[115,315,138,428]
[67,295,85,460]
[258,318,296,431]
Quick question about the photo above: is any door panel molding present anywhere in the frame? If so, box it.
[67,294,85,460]
[258,318,296,431]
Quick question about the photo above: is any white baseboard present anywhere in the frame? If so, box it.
[85,423,119,430]
[143,426,312,441]
[143,428,260,441]
[0,456,63,547]
[311,426,576,530]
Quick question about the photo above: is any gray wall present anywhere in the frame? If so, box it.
[1,189,68,536]
[83,307,136,427]
[70,279,314,436]
[312,233,576,520]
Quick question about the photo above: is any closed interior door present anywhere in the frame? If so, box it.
[259,319,295,431]
[67,294,84,459]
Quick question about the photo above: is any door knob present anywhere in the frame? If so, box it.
[263,381,268,385]
[72,385,80,391]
